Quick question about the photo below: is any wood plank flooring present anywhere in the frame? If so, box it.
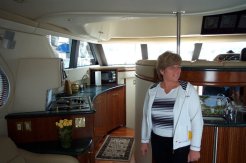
[95,127,135,163]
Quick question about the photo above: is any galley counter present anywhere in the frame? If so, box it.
[5,84,126,163]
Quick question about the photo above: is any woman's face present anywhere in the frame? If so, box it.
[160,64,181,82]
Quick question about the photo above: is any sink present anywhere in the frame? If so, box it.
[81,87,102,93]
[203,116,227,122]
[238,107,246,113]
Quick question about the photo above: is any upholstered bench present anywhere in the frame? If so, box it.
[0,136,79,163]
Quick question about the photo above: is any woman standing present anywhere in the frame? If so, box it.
[141,51,203,163]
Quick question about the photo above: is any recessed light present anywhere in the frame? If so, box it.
[13,0,25,3]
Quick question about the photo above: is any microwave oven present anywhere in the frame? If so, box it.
[90,69,117,85]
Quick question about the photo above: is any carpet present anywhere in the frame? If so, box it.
[95,135,134,161]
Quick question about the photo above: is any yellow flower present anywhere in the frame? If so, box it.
[56,119,73,129]
[68,120,72,126]
[58,124,62,128]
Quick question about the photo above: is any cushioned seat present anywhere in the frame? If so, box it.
[0,136,79,163]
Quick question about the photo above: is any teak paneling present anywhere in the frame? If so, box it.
[217,127,246,163]
[7,114,94,144]
[198,126,214,163]
[94,94,108,145]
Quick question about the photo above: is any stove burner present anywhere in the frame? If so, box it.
[49,96,92,111]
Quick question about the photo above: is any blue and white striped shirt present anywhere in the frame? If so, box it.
[151,84,179,137]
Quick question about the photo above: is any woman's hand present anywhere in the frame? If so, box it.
[188,150,200,162]
[141,143,149,156]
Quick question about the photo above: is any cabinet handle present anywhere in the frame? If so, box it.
[112,93,118,96]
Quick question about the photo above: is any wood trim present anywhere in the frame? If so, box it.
[117,68,136,72]
[135,74,157,83]
[180,70,246,86]
[136,68,246,86]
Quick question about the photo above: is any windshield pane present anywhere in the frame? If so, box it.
[77,42,94,67]
[102,43,142,65]
[148,42,194,60]
[199,42,245,61]
[148,43,176,60]
[148,41,246,61]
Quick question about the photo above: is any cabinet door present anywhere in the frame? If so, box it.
[107,86,126,131]
[217,127,246,163]
[117,86,126,126]
[94,94,108,142]
[107,89,119,130]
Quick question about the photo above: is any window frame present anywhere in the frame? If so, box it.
[0,68,10,108]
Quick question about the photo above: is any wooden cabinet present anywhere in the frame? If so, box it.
[6,114,94,143]
[94,93,108,145]
[94,86,126,145]
[107,87,126,130]
[216,127,246,163]
[198,126,246,163]
[180,68,246,163]
[199,126,246,163]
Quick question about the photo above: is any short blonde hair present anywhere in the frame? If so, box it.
[156,51,182,81]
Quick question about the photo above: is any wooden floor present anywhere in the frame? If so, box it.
[95,127,135,163]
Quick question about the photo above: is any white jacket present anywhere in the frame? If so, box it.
[141,81,204,151]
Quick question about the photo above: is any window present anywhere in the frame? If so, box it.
[102,43,142,65]
[147,41,246,61]
[77,42,94,67]
[148,43,176,59]
[0,68,10,108]
[49,36,95,68]
[199,42,245,61]
[49,36,71,68]
[148,42,194,60]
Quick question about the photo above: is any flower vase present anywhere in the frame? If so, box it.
[59,127,72,148]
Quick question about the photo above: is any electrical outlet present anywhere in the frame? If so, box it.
[16,122,23,131]
[75,117,85,128]
[24,121,32,131]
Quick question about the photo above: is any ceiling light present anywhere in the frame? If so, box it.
[13,0,25,3]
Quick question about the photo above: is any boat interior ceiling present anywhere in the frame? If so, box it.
[0,0,246,42]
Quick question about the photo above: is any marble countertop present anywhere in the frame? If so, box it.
[5,84,125,118]
[203,110,246,127]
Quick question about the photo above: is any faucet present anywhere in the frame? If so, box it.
[82,74,89,82]
[223,97,236,121]
[81,73,89,89]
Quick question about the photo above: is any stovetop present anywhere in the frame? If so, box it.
[49,96,92,111]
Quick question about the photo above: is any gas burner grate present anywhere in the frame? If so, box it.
[49,96,92,111]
